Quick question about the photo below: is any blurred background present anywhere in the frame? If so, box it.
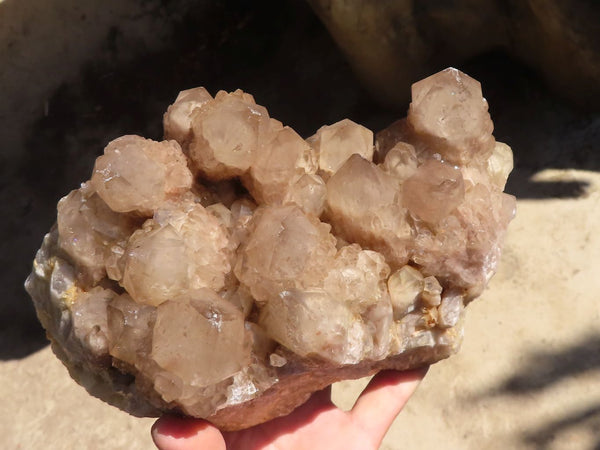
[1,1,598,448]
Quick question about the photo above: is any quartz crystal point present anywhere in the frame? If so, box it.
[25,68,515,431]
[407,68,496,165]
[163,87,213,145]
[308,118,374,178]
[91,135,193,215]
[151,290,251,387]
[120,196,231,306]
[186,89,271,179]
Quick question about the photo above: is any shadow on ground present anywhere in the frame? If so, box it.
[522,405,600,450]
[1,0,599,360]
[483,334,600,449]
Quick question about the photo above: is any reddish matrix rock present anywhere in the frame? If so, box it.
[26,68,515,430]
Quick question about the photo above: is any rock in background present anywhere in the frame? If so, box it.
[1,0,599,448]
[308,0,600,109]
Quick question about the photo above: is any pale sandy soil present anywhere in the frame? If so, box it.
[1,1,598,449]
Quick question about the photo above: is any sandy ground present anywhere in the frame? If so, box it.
[1,1,599,449]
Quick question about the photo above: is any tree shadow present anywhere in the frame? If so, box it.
[490,334,600,395]
[522,405,600,450]
[483,334,600,449]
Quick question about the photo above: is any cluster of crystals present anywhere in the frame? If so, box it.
[39,68,515,418]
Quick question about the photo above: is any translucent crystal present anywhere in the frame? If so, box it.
[151,290,250,387]
[326,154,411,267]
[437,290,464,328]
[188,89,270,179]
[421,276,443,307]
[324,244,390,310]
[308,118,374,178]
[374,119,412,162]
[107,293,156,367]
[163,87,213,144]
[242,124,325,216]
[411,183,516,295]
[381,142,418,181]
[57,183,138,283]
[247,125,317,202]
[282,173,327,217]
[234,204,337,303]
[259,289,367,364]
[121,198,231,306]
[487,142,514,189]
[269,353,287,367]
[71,287,115,358]
[387,266,423,319]
[91,135,193,215]
[407,67,495,165]
[402,159,465,223]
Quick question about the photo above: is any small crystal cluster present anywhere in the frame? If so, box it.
[26,68,515,429]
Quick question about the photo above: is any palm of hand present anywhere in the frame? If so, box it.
[152,368,427,450]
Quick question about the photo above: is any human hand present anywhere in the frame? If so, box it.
[152,367,428,450]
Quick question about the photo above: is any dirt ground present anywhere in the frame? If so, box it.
[1,1,599,449]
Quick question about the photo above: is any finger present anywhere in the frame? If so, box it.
[152,415,226,450]
[350,367,428,443]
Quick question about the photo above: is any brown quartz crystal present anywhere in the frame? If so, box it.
[25,68,515,430]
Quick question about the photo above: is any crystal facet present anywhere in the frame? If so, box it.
[91,135,193,215]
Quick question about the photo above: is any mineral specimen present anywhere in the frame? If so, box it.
[25,68,515,430]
